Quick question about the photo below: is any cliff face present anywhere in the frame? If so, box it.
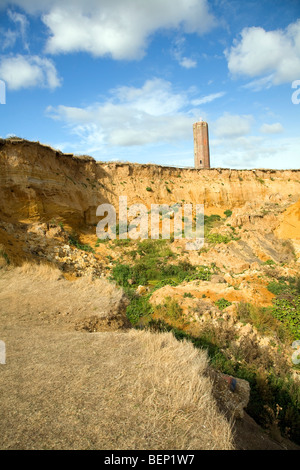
[1,138,299,228]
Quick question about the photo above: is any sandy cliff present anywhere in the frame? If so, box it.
[1,138,299,228]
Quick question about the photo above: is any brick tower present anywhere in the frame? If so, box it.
[193,121,210,169]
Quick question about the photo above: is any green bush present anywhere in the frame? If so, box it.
[215,298,232,311]
[266,277,300,339]
[224,210,232,218]
[154,297,184,321]
[68,233,95,253]
[267,280,289,295]
[183,292,194,298]
[206,233,231,244]
[204,214,221,225]
[237,302,288,339]
[126,294,153,325]
[111,264,132,287]
[272,297,300,339]
[263,259,276,266]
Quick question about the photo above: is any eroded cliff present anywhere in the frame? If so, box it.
[1,138,299,228]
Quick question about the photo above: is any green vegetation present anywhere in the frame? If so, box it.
[126,292,154,325]
[110,239,213,326]
[0,249,10,265]
[111,257,211,292]
[263,259,276,266]
[204,214,222,226]
[237,302,289,339]
[183,292,194,298]
[272,297,300,339]
[203,212,241,244]
[257,178,265,185]
[95,237,110,246]
[206,233,232,244]
[154,297,184,321]
[265,277,300,339]
[146,187,153,192]
[68,232,95,253]
[215,298,232,311]
[224,209,232,218]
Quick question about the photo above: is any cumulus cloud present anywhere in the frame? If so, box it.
[1,0,216,60]
[0,54,61,90]
[260,122,284,134]
[46,78,198,148]
[212,112,253,138]
[225,19,300,86]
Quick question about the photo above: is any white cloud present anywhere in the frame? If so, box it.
[46,78,197,148]
[1,9,29,51]
[7,9,29,51]
[1,29,18,50]
[0,54,61,90]
[225,19,300,86]
[192,91,226,106]
[242,75,274,92]
[212,112,253,138]
[211,135,300,169]
[171,37,197,68]
[111,78,186,116]
[1,0,216,60]
[260,122,284,134]
[179,57,197,69]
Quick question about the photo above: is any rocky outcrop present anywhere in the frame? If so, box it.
[208,369,250,420]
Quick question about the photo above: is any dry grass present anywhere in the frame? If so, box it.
[0,264,234,450]
[0,262,129,330]
[15,261,63,281]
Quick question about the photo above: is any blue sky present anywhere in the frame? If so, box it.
[0,0,299,169]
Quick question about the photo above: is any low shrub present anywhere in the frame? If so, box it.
[68,233,95,253]
[215,298,232,311]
